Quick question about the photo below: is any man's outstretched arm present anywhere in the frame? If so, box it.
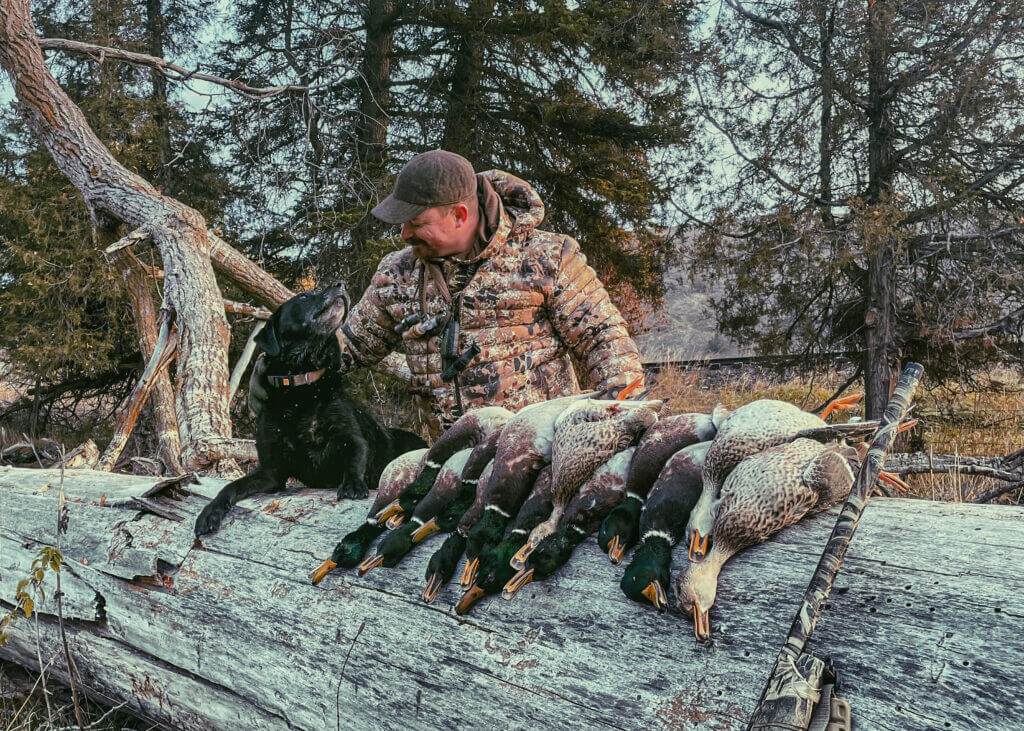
[547,236,646,392]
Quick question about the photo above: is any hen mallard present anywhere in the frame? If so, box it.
[510,399,662,570]
[685,395,899,562]
[675,438,864,642]
[502,447,633,602]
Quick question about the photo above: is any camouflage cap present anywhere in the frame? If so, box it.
[372,150,477,224]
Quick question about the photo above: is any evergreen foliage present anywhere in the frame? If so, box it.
[683,0,1024,396]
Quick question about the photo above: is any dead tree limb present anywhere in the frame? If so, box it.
[109,246,183,474]
[97,312,179,472]
[39,37,323,98]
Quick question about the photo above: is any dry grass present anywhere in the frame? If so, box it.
[1,660,153,730]
[646,363,1024,504]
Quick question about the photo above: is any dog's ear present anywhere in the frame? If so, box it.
[254,319,282,358]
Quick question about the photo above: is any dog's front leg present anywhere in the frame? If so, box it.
[195,468,286,537]
[337,436,370,500]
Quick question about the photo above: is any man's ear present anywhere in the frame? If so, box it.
[452,201,471,227]
[254,319,281,358]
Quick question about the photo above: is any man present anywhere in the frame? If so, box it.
[251,149,645,429]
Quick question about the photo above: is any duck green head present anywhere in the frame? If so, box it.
[333,522,384,568]
[476,532,529,594]
[422,532,467,603]
[466,507,509,560]
[310,522,383,584]
[619,532,672,612]
[501,527,584,601]
[598,495,644,564]
[376,522,420,568]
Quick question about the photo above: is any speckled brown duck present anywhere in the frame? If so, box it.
[502,447,634,602]
[675,438,866,642]
[374,406,512,527]
[310,447,427,584]
[510,399,663,570]
[618,441,710,612]
[356,447,473,576]
[685,395,877,562]
[599,408,724,565]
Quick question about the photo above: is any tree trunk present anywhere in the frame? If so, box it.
[863,0,899,419]
[1,466,1021,729]
[0,0,269,472]
[441,0,496,157]
[349,0,395,284]
[144,0,172,192]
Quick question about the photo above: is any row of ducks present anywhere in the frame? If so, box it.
[310,388,913,642]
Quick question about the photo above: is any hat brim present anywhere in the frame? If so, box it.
[371,195,429,225]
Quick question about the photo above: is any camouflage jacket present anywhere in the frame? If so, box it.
[339,169,645,428]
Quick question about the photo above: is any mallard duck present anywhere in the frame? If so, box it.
[619,441,710,612]
[373,406,512,527]
[599,408,724,564]
[407,429,502,544]
[460,394,593,588]
[685,396,877,562]
[454,466,553,614]
[420,457,497,604]
[310,448,427,584]
[356,448,473,576]
[510,400,662,570]
[502,448,634,601]
[675,438,864,642]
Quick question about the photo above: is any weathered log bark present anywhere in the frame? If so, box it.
[1,465,1021,730]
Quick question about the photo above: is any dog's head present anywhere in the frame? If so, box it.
[255,282,350,372]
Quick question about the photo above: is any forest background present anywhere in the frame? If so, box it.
[1,0,1022,486]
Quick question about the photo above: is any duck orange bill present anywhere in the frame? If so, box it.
[616,375,645,401]
[509,540,537,571]
[422,573,444,604]
[356,553,384,577]
[502,568,534,601]
[385,513,406,530]
[309,558,338,585]
[411,518,440,543]
[455,584,486,615]
[878,471,910,493]
[693,604,711,642]
[373,500,403,525]
[819,392,864,420]
[688,531,709,561]
[459,557,479,588]
[607,535,626,565]
[641,581,668,613]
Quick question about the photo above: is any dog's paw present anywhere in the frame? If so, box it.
[337,475,369,501]
[195,500,230,537]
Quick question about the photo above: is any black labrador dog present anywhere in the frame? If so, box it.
[195,282,426,537]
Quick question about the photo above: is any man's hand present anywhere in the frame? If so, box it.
[247,353,269,419]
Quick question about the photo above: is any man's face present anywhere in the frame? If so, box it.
[402,205,468,259]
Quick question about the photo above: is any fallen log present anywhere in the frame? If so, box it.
[0,465,1021,730]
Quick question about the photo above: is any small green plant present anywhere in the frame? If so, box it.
[0,546,62,646]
